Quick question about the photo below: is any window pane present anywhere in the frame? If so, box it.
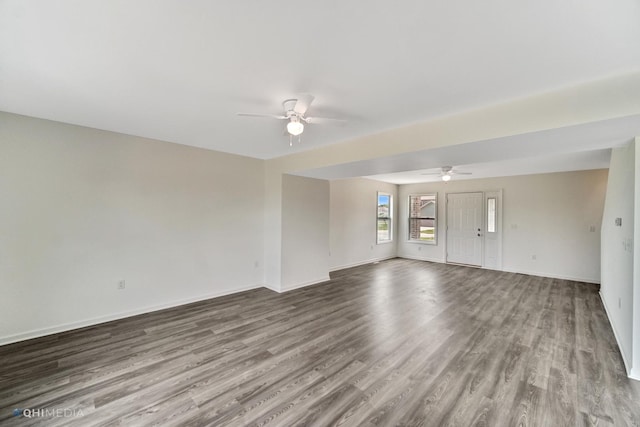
[378,194,390,217]
[377,192,392,243]
[408,194,437,244]
[487,197,496,233]
[409,218,435,242]
[409,194,436,218]
[377,218,390,241]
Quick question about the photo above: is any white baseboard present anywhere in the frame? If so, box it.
[263,275,332,294]
[499,267,600,284]
[397,254,445,264]
[398,255,600,284]
[599,291,633,378]
[0,260,605,348]
[629,367,640,382]
[0,284,263,347]
[329,256,397,272]
[262,283,281,293]
[279,276,331,293]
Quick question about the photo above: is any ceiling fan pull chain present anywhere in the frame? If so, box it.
[289,134,293,147]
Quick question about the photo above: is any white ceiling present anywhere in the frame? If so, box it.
[2,0,640,161]
[365,150,612,185]
[296,114,640,182]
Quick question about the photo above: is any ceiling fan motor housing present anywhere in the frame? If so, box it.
[282,99,298,115]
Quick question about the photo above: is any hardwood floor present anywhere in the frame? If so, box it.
[1,259,639,426]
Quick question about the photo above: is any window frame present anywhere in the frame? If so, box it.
[408,193,437,245]
[376,192,393,244]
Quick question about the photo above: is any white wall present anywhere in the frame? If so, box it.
[263,166,282,290]
[0,112,265,345]
[600,142,635,372]
[280,174,330,291]
[329,178,398,270]
[397,170,607,283]
[634,137,640,380]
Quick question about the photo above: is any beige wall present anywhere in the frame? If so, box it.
[0,112,265,344]
[329,178,398,270]
[634,137,640,380]
[281,175,330,291]
[601,142,635,373]
[398,170,607,283]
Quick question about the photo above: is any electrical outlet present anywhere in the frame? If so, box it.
[531,255,537,261]
[117,280,126,290]
[589,225,596,232]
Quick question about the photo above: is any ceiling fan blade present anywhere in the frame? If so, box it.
[420,172,443,176]
[452,171,472,175]
[304,116,346,124]
[294,94,315,115]
[237,113,287,119]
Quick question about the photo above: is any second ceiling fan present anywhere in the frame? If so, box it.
[422,166,472,181]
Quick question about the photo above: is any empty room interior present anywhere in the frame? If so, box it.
[2,1,640,426]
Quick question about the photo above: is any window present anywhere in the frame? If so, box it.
[487,197,496,233]
[409,194,437,244]
[377,192,392,243]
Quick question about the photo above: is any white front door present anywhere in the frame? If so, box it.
[446,192,483,266]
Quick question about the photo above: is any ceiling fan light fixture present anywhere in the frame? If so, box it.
[287,119,304,136]
[442,174,451,182]
[238,95,347,145]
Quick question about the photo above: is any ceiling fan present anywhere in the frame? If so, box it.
[422,166,472,182]
[237,94,345,145]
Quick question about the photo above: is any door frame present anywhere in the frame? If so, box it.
[444,190,503,269]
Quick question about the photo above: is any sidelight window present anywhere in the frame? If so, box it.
[487,197,497,233]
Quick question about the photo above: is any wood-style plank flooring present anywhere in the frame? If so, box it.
[1,259,639,426]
